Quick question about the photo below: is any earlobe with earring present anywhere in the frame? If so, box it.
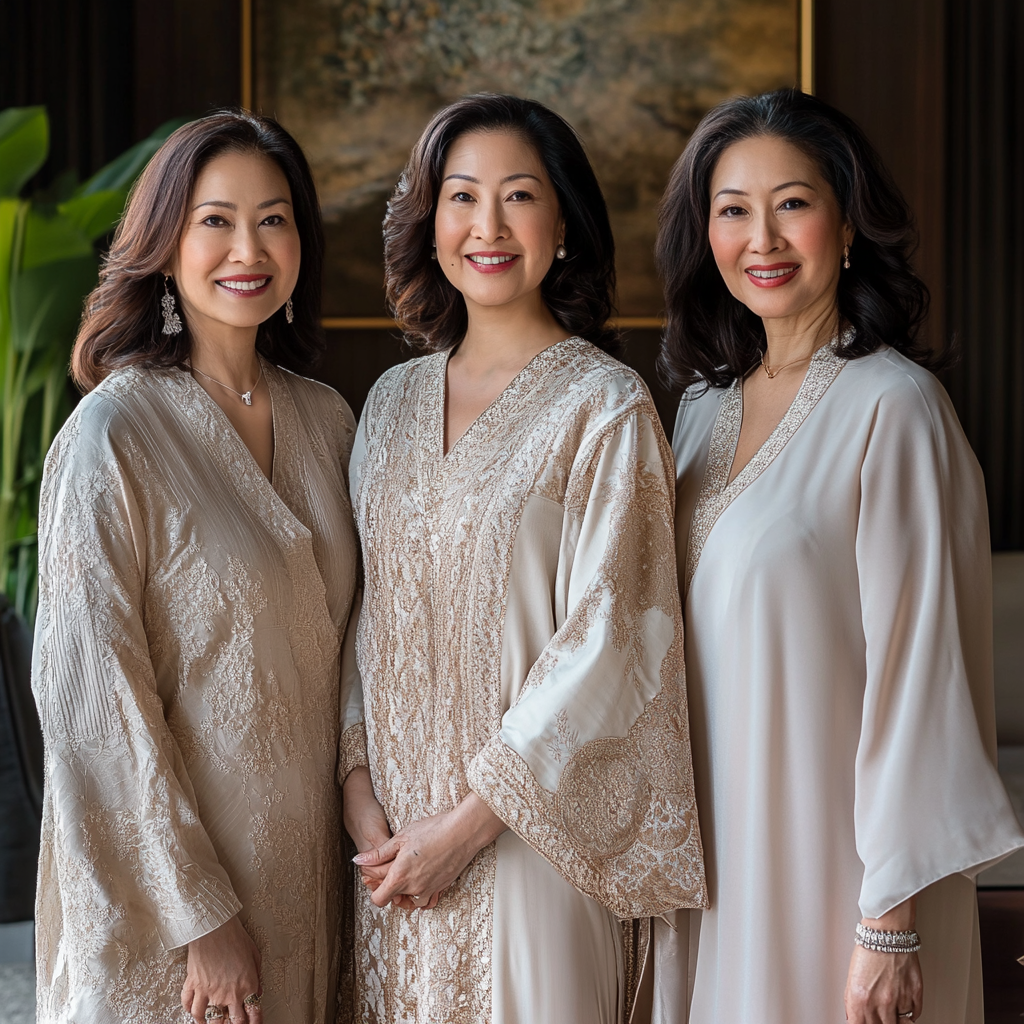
[555,244,567,260]
[161,276,182,336]
[285,296,294,324]
[843,244,851,270]
[430,241,438,260]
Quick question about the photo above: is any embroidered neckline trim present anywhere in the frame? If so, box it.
[683,336,847,592]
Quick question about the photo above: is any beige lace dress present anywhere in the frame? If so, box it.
[31,362,358,1024]
[340,337,708,1024]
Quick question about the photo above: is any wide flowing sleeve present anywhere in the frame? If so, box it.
[467,398,707,919]
[854,369,1024,919]
[32,402,242,951]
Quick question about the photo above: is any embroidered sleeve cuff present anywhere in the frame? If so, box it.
[468,732,708,919]
[339,722,369,783]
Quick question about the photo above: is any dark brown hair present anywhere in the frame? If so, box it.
[72,110,324,391]
[655,88,933,393]
[384,93,619,353]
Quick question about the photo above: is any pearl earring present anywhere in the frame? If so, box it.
[555,244,567,260]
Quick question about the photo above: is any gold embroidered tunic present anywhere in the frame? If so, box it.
[342,337,707,1024]
[657,343,1024,1024]
[32,363,359,1024]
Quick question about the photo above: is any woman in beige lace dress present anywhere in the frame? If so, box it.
[32,112,357,1024]
[339,94,707,1024]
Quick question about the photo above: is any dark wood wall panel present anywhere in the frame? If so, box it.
[814,0,947,349]
[945,0,1024,550]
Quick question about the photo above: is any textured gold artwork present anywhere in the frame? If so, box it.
[255,0,798,317]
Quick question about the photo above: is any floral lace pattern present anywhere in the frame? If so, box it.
[351,338,706,1022]
[32,363,358,1024]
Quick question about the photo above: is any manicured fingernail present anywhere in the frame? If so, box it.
[352,853,369,864]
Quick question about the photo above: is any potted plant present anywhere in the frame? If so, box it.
[0,107,182,923]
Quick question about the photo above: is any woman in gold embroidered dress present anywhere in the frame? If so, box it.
[31,113,358,1024]
[338,95,707,1024]
[653,89,1024,1024]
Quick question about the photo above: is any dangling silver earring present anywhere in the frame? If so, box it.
[555,244,567,260]
[285,296,294,324]
[161,276,182,335]
[843,244,851,270]
[430,242,438,260]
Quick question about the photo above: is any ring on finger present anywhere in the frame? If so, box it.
[204,1008,225,1021]
[898,1014,914,1020]
[410,894,425,904]
[243,993,262,1007]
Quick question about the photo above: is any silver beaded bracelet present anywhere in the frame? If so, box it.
[855,923,921,953]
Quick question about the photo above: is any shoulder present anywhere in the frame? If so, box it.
[272,363,356,436]
[365,353,433,406]
[840,347,959,434]
[49,366,161,466]
[558,339,657,429]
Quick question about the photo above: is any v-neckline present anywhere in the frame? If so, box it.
[682,338,845,593]
[435,336,579,461]
[171,361,313,544]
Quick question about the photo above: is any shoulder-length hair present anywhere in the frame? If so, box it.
[384,93,619,353]
[72,110,324,392]
[655,88,932,392]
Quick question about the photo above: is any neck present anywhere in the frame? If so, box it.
[762,297,840,370]
[189,321,261,389]
[457,290,568,369]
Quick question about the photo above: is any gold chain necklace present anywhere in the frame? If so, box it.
[760,349,813,379]
[189,358,263,406]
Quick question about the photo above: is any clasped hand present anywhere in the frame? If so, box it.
[351,791,507,912]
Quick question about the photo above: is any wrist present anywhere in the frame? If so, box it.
[863,895,917,932]
[452,792,506,859]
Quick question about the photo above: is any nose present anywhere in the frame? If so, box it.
[472,196,510,244]
[748,208,782,256]
[229,222,267,266]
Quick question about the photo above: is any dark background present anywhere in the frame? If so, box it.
[1,0,1021,548]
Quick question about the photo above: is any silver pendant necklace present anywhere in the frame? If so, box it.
[189,358,263,406]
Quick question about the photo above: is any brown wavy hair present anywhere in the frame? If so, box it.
[655,89,933,394]
[384,93,619,353]
[71,110,325,392]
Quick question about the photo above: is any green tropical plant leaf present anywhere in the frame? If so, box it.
[10,254,96,353]
[58,189,128,242]
[21,208,92,269]
[77,117,189,195]
[0,108,48,198]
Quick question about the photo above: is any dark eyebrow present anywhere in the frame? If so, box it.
[771,180,815,192]
[713,180,817,201]
[193,197,291,211]
[441,173,543,186]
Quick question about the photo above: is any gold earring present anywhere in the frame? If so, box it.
[843,244,851,270]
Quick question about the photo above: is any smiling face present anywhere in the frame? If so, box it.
[707,135,853,323]
[433,130,564,315]
[166,149,300,336]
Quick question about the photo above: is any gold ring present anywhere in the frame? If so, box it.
[243,994,262,1007]
[205,1009,225,1021]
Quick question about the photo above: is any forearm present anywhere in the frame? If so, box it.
[343,766,391,852]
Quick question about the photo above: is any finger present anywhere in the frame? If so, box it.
[425,890,441,909]
[359,862,391,882]
[246,1002,264,1024]
[371,865,410,907]
[354,838,400,867]
[191,995,209,1023]
[181,984,195,1012]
